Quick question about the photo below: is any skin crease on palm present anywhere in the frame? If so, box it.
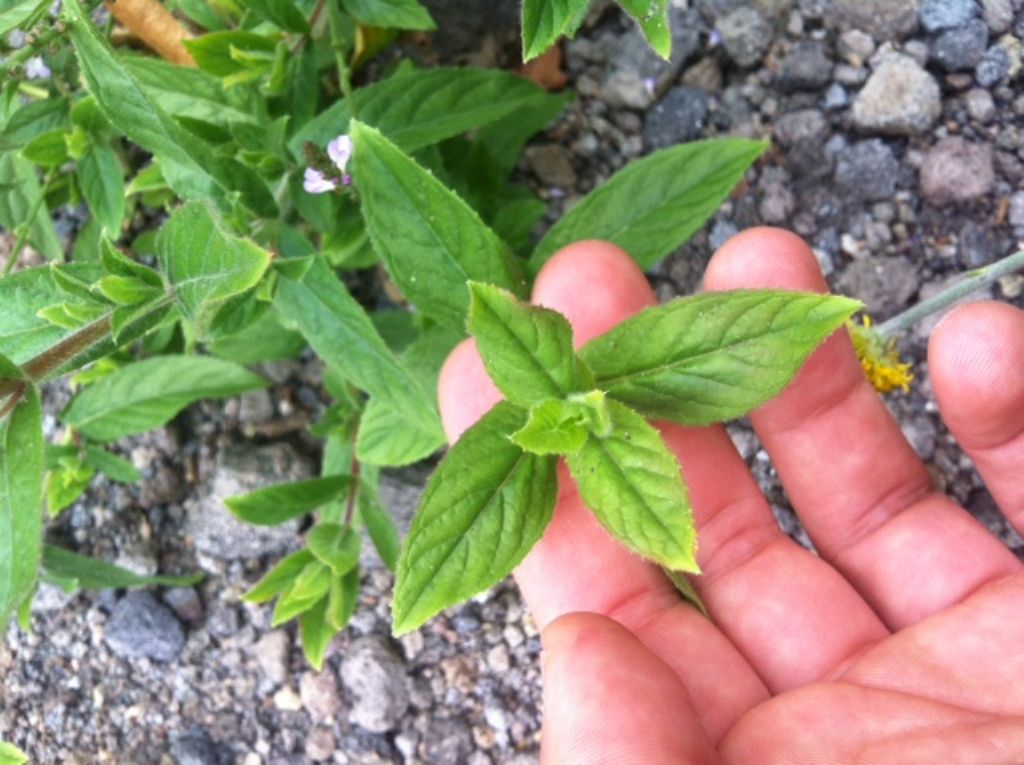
[436,228,1024,764]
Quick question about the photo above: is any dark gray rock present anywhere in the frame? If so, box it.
[758,182,796,223]
[162,587,203,623]
[851,54,941,135]
[834,257,919,315]
[339,637,410,733]
[777,41,833,91]
[931,18,989,71]
[418,0,519,59]
[773,108,827,145]
[105,591,186,662]
[596,6,704,109]
[920,0,979,32]
[835,139,899,202]
[827,0,921,40]
[959,220,1010,268]
[975,44,1011,86]
[718,7,773,68]
[170,729,225,765]
[643,87,709,148]
[920,136,995,206]
[186,442,312,560]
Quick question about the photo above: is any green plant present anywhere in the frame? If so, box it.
[0,0,768,669]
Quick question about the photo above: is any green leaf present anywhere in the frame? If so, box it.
[663,568,707,617]
[118,54,257,128]
[20,129,70,167]
[617,0,671,58]
[0,0,46,34]
[244,549,314,604]
[156,201,272,335]
[510,391,611,455]
[355,325,461,466]
[41,545,203,589]
[581,290,862,426]
[521,0,591,61]
[289,67,561,159]
[101,237,162,286]
[63,0,278,216]
[350,121,526,328]
[78,143,125,236]
[61,355,266,442]
[393,402,558,635]
[275,257,444,450]
[565,399,697,571]
[359,490,399,571]
[273,560,331,625]
[467,282,591,406]
[340,0,434,29]
[0,741,28,765]
[242,0,309,33]
[0,152,63,261]
[0,387,43,629]
[326,566,359,630]
[307,523,361,575]
[94,275,162,306]
[529,138,768,273]
[45,457,94,516]
[298,595,336,670]
[226,476,351,526]
[0,264,103,365]
[0,97,69,150]
[208,308,306,365]
[476,92,572,179]
[84,446,142,483]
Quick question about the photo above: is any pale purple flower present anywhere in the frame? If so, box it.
[327,135,353,172]
[304,167,338,194]
[642,77,656,96]
[25,56,51,80]
[304,134,353,194]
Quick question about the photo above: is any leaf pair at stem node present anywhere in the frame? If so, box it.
[391,281,862,634]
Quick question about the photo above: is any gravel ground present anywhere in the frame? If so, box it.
[4,0,1024,762]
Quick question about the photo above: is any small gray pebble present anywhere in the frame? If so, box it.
[105,591,185,663]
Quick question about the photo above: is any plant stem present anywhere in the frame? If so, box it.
[343,426,361,527]
[326,0,357,117]
[876,250,1024,338]
[4,170,53,277]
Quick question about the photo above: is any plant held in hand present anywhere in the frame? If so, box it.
[391,282,862,634]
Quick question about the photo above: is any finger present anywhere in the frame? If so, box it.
[439,241,768,742]
[664,422,889,691]
[540,613,718,765]
[703,228,1021,628]
[929,301,1024,533]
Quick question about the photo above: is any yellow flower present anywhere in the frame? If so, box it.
[846,316,914,394]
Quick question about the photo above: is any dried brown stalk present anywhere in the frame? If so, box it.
[104,0,196,67]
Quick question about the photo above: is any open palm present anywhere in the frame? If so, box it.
[437,229,1024,763]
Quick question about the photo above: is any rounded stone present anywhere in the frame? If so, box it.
[851,54,941,135]
[920,136,995,206]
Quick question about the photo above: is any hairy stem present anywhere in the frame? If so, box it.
[877,250,1024,338]
[343,427,361,527]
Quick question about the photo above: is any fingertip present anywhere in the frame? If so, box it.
[704,226,828,293]
[540,612,716,765]
[437,338,501,443]
[929,301,1024,447]
[532,240,657,346]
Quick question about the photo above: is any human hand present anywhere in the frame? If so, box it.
[437,228,1024,763]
